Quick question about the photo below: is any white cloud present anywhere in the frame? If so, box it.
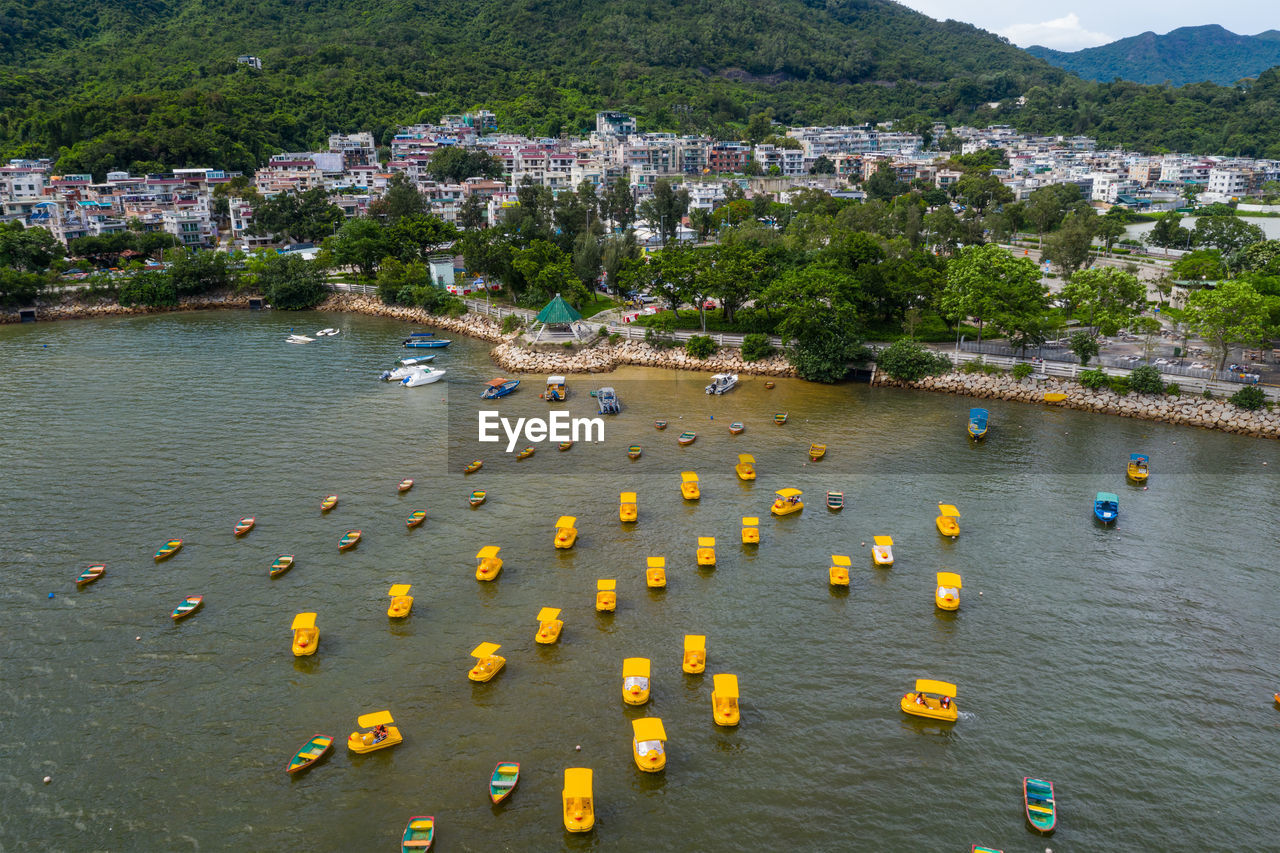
[999,13,1114,50]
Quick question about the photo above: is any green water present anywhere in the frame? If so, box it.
[2,310,1278,851]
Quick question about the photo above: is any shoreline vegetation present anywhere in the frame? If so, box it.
[5,291,1274,439]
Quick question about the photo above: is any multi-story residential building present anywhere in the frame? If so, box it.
[596,112,637,137]
[707,141,751,174]
[329,132,378,167]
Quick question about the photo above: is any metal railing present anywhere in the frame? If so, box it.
[956,341,1263,385]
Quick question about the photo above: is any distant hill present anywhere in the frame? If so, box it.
[1027,25,1280,85]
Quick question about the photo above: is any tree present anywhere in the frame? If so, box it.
[426,147,502,183]
[688,207,715,241]
[166,248,236,296]
[0,223,63,271]
[745,113,773,144]
[571,230,602,286]
[1184,278,1272,370]
[1042,210,1095,277]
[810,155,836,175]
[600,231,640,292]
[386,213,458,263]
[249,188,343,242]
[510,240,587,307]
[459,194,488,230]
[864,162,906,202]
[1025,183,1081,242]
[1069,330,1100,366]
[0,268,49,307]
[322,218,388,280]
[1146,213,1191,249]
[1171,249,1226,281]
[602,176,635,231]
[941,243,1043,343]
[877,339,953,381]
[255,254,327,309]
[1129,315,1163,360]
[1093,214,1126,254]
[1128,365,1165,394]
[1237,240,1280,275]
[1192,215,1265,255]
[1059,267,1146,337]
[368,173,429,222]
[638,179,690,246]
[953,172,1013,216]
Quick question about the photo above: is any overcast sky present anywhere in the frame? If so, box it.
[896,1,1277,51]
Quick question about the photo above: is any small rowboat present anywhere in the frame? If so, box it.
[808,443,826,461]
[469,490,487,507]
[234,517,255,536]
[729,422,744,435]
[154,539,183,561]
[628,445,642,459]
[398,478,414,493]
[765,381,775,389]
[270,555,294,578]
[971,847,1003,853]
[76,564,106,586]
[516,446,535,460]
[401,816,434,851]
[406,510,427,528]
[559,441,573,451]
[321,494,338,512]
[1043,392,1067,403]
[286,734,333,774]
[171,595,203,620]
[826,491,844,510]
[489,761,520,804]
[463,460,482,474]
[1024,777,1057,834]
[338,530,362,550]
[677,431,696,446]
[774,412,788,425]
[655,420,668,430]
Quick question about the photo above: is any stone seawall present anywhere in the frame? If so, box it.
[874,369,1280,439]
[1,292,255,323]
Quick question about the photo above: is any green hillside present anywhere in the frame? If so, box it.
[1028,25,1280,86]
[2,0,1280,175]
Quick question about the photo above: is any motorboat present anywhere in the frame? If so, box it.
[545,375,567,402]
[623,657,651,705]
[286,334,313,344]
[380,357,436,381]
[401,367,446,387]
[968,407,989,440]
[901,678,958,722]
[1094,491,1119,524]
[482,378,521,399]
[935,572,961,610]
[403,337,451,348]
[632,717,667,772]
[347,710,402,753]
[596,387,621,414]
[683,635,706,673]
[468,642,506,682]
[705,373,738,395]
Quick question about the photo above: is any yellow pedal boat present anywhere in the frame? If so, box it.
[291,612,318,656]
[829,554,851,586]
[475,546,502,581]
[387,584,413,618]
[935,572,961,610]
[468,642,506,682]
[632,717,667,772]
[645,556,666,588]
[936,503,960,538]
[623,657,651,705]
[735,453,756,481]
[741,516,760,544]
[901,678,958,722]
[562,768,595,833]
[535,607,563,644]
[712,673,741,726]
[682,635,706,674]
[619,491,637,523]
[596,579,617,612]
[696,536,716,567]
[554,516,578,549]
[872,535,894,566]
[771,487,803,516]
[347,710,402,753]
[680,471,700,500]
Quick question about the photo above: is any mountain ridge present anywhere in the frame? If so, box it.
[1027,24,1280,85]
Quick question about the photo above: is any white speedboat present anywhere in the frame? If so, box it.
[286,334,314,344]
[705,373,738,395]
[402,367,446,387]
[379,356,437,381]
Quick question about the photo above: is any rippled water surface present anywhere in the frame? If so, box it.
[1,310,1278,852]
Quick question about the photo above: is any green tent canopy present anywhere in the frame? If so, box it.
[535,294,582,325]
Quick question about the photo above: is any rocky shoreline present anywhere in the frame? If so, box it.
[1,292,256,323]
[874,369,1279,439]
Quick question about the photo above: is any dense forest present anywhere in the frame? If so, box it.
[2,0,1280,177]
[1028,26,1280,86]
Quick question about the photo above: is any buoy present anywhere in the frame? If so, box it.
[136,636,141,641]
[860,542,866,547]
[979,591,983,595]
[48,592,55,598]
[575,745,581,751]
[43,776,51,784]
